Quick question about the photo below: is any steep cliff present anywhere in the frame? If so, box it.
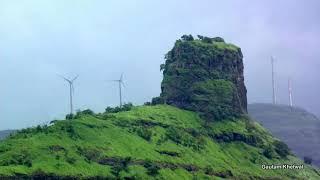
[156,35,247,121]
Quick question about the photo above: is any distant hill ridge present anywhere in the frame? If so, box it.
[249,103,320,167]
[0,130,15,140]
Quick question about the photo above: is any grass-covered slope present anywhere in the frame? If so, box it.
[0,105,319,179]
[249,103,320,167]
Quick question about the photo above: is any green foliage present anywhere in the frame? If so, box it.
[61,123,80,140]
[0,149,32,167]
[0,105,318,179]
[201,36,213,43]
[111,157,132,177]
[213,132,262,147]
[166,127,206,150]
[181,34,194,41]
[13,125,49,139]
[160,64,165,71]
[135,127,152,141]
[212,37,225,42]
[273,140,290,158]
[74,109,95,119]
[77,147,102,163]
[32,168,47,178]
[263,146,277,159]
[159,35,246,122]
[196,35,224,43]
[65,113,74,120]
[191,80,236,121]
[144,161,160,176]
[151,97,165,105]
[105,103,134,113]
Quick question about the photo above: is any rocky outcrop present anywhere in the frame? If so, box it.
[156,35,247,121]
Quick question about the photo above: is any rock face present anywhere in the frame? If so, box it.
[157,35,247,121]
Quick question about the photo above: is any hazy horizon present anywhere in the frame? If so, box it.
[1,0,319,130]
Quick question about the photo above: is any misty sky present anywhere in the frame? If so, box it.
[1,0,319,130]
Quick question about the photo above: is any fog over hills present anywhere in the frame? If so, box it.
[0,130,15,140]
[1,0,320,130]
[249,103,320,167]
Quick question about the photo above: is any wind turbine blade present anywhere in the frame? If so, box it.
[57,74,71,83]
[72,75,79,82]
[120,73,123,81]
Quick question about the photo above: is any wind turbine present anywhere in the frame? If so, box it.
[58,74,79,115]
[111,73,125,108]
[288,77,293,108]
[271,56,277,104]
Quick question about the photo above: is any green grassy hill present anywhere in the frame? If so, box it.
[0,105,319,179]
[249,103,320,167]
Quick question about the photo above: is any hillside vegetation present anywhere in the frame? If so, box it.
[249,103,320,167]
[0,105,319,179]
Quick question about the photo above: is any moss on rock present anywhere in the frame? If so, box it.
[157,35,247,121]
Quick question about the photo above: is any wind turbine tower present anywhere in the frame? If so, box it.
[288,78,293,107]
[271,56,277,104]
[112,73,125,108]
[59,75,79,115]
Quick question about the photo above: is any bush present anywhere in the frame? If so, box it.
[61,124,80,140]
[32,168,47,178]
[181,34,194,41]
[122,103,133,111]
[214,132,261,147]
[201,37,213,43]
[81,109,94,115]
[111,157,132,177]
[74,109,95,119]
[166,127,205,150]
[66,156,77,164]
[136,127,152,141]
[304,156,313,165]
[105,103,134,114]
[144,102,152,106]
[144,161,160,176]
[151,97,165,105]
[204,166,215,175]
[49,145,65,152]
[197,35,213,43]
[77,147,102,163]
[66,113,74,120]
[273,141,290,158]
[212,37,225,42]
[0,149,32,167]
[263,146,276,159]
